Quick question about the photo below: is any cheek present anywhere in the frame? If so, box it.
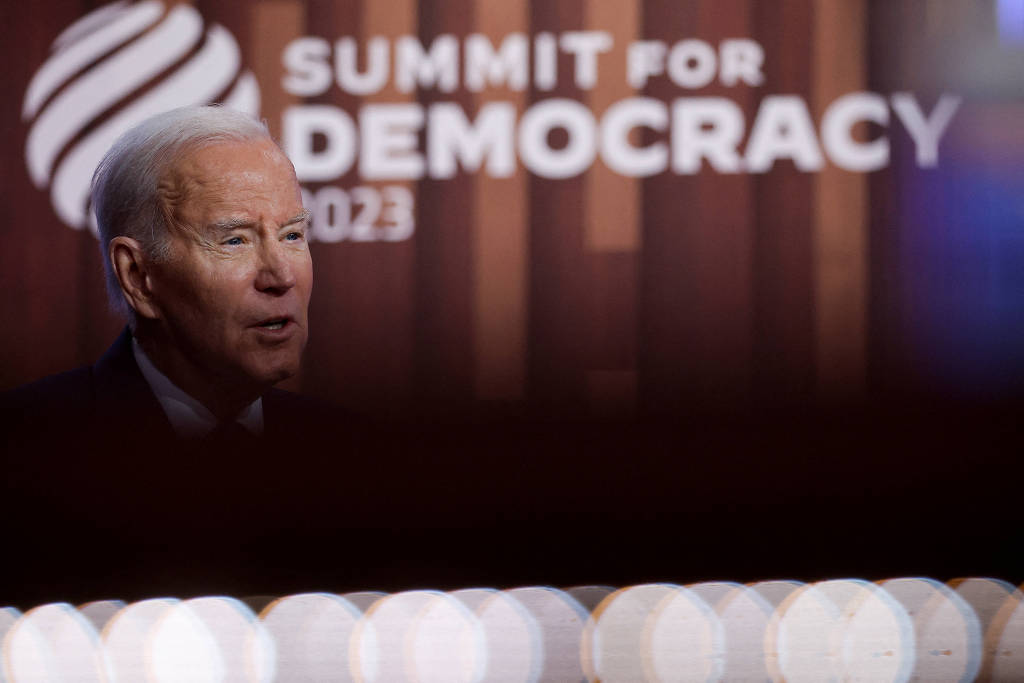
[184,273,249,331]
[155,274,205,324]
[188,284,228,321]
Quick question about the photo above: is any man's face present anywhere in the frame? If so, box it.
[146,138,312,395]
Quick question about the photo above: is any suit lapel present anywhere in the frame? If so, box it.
[92,328,177,442]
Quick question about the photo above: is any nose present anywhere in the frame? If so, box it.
[254,239,297,294]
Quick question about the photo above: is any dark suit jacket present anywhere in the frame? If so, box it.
[2,328,322,450]
[4,331,616,607]
[1,329,391,606]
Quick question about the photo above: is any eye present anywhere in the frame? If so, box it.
[285,230,305,242]
[225,236,244,246]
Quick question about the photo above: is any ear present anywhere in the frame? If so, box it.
[109,236,161,320]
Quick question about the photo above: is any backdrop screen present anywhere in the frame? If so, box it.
[2,0,1023,601]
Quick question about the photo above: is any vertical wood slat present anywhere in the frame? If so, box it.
[527,0,589,413]
[249,0,305,141]
[638,0,756,414]
[582,0,642,414]
[584,0,641,253]
[751,0,816,403]
[813,0,867,399]
[413,0,476,409]
[637,0,699,416]
[688,0,756,404]
[353,0,419,413]
[472,0,529,401]
[866,0,904,395]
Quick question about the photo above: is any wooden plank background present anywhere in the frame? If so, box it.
[1,0,1017,420]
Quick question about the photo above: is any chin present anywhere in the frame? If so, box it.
[264,363,301,387]
[243,354,303,388]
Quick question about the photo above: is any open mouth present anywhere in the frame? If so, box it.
[257,318,289,330]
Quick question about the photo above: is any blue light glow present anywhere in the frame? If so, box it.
[999,0,1024,44]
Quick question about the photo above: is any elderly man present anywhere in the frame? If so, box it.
[2,106,359,603]
[7,105,316,444]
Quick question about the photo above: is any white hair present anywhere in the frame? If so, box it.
[91,105,273,320]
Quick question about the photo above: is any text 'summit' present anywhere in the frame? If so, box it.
[282,32,960,182]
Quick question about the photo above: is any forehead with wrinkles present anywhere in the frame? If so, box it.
[157,139,293,230]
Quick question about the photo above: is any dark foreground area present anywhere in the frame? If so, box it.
[3,398,1022,608]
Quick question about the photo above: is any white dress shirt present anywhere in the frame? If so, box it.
[132,338,263,439]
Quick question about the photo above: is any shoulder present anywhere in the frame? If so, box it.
[4,365,94,398]
[1,365,96,425]
[1,329,169,449]
[1,365,99,484]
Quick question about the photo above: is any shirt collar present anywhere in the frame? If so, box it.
[131,337,263,439]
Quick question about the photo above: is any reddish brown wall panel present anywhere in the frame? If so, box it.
[3,0,1019,418]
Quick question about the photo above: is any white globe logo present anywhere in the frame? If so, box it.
[22,0,261,234]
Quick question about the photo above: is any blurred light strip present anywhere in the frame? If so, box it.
[3,578,1024,682]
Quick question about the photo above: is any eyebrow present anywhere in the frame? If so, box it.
[286,209,312,227]
[209,209,311,232]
